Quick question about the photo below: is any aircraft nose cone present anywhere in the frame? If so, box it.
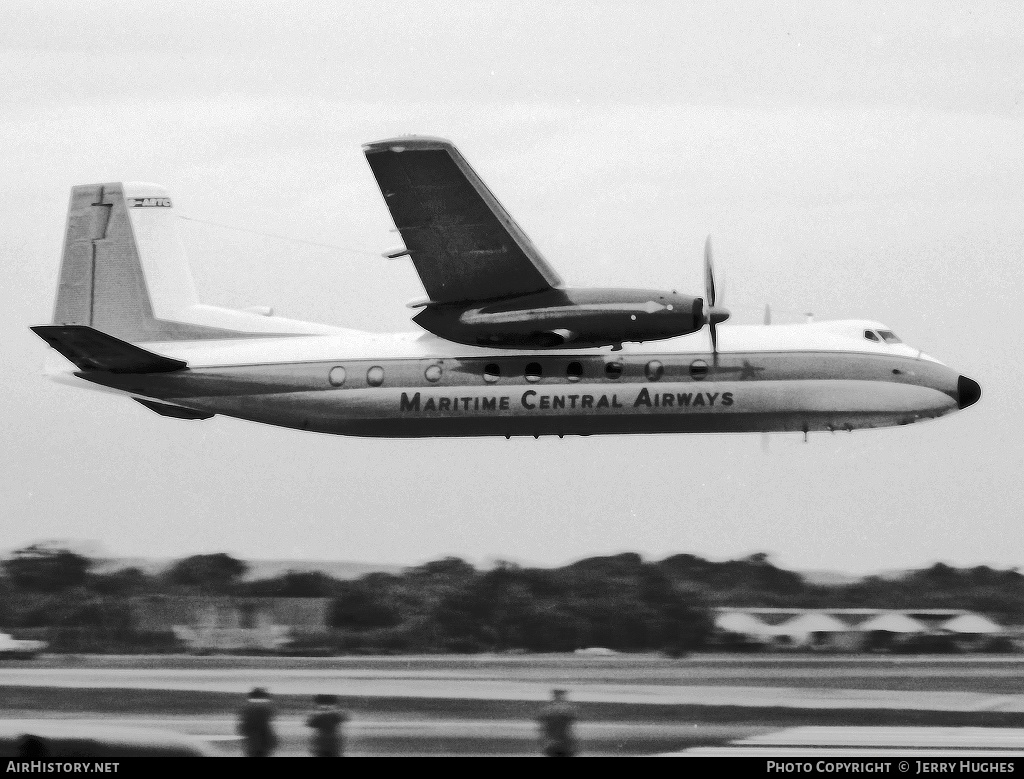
[957,375,981,410]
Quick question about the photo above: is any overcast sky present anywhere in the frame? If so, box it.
[3,1,1021,575]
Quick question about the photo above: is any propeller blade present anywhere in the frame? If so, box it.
[702,235,727,365]
[764,304,772,325]
[704,235,717,307]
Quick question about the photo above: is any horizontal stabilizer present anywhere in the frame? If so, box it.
[30,325,187,374]
[134,398,213,419]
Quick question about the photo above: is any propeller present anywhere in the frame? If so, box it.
[702,236,730,363]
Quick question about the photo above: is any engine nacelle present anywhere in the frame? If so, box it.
[412,287,710,349]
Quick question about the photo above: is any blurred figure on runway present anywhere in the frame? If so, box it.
[536,688,578,757]
[237,687,278,757]
[307,693,349,757]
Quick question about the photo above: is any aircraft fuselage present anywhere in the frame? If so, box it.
[64,321,978,438]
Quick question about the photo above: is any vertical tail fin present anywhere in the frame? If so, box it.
[53,183,211,341]
[50,183,337,342]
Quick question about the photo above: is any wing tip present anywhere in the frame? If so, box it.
[363,135,455,154]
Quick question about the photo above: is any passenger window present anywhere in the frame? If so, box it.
[605,361,623,379]
[878,330,902,344]
[366,366,385,387]
[483,363,501,383]
[864,330,880,342]
[328,366,346,386]
[566,362,583,382]
[425,364,442,382]
[689,359,709,380]
[525,362,542,383]
[645,360,664,381]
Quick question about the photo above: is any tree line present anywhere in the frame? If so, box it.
[2,544,1023,654]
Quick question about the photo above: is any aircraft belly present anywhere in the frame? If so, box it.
[184,378,956,437]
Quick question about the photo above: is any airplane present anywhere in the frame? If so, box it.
[31,137,980,439]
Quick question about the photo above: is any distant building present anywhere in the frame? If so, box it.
[712,608,1008,652]
[132,596,331,652]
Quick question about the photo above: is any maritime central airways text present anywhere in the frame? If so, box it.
[399,388,734,413]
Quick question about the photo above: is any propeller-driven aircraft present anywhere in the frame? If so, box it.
[32,137,980,438]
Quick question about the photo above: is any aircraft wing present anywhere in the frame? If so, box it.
[363,136,562,304]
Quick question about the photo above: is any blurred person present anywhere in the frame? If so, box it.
[237,687,278,757]
[536,688,578,757]
[306,693,349,757]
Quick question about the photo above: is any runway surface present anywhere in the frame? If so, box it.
[1,715,720,757]
[6,656,1024,755]
[675,727,1024,757]
[3,666,1024,712]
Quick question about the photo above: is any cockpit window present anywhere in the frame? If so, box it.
[877,330,902,344]
[864,330,880,342]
